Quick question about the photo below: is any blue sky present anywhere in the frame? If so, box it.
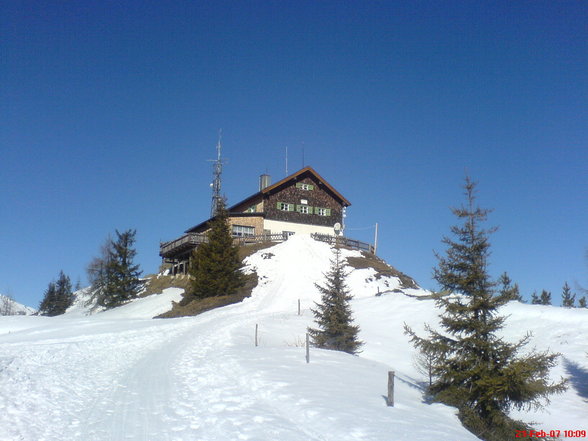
[2,1,587,308]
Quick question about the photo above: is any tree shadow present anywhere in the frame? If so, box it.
[563,357,588,402]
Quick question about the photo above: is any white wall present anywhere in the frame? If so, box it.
[263,219,336,236]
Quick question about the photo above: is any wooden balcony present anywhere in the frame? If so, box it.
[159,233,207,259]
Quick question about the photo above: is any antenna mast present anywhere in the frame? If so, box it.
[210,129,224,217]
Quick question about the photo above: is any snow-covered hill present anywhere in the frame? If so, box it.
[0,235,586,441]
[0,293,36,316]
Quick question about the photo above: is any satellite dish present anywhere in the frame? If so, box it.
[333,222,342,236]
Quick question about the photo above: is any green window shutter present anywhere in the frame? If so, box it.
[296,205,301,212]
[308,184,315,190]
[296,182,302,189]
[326,208,331,216]
[288,203,294,211]
[277,201,282,209]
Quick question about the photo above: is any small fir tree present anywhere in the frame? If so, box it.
[39,281,58,316]
[531,291,541,304]
[498,272,522,302]
[578,296,587,308]
[38,271,74,316]
[539,289,552,305]
[87,230,142,309]
[413,346,438,388]
[308,246,363,355]
[106,229,142,307]
[561,282,575,308]
[404,177,566,441]
[189,201,245,299]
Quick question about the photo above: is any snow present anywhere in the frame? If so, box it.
[0,234,586,440]
[0,294,36,316]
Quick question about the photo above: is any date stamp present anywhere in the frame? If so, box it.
[515,430,586,438]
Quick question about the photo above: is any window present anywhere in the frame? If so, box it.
[246,204,257,213]
[297,205,311,214]
[232,225,255,237]
[277,202,293,211]
[296,183,314,191]
[315,207,331,216]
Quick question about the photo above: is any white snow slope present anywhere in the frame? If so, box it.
[0,235,586,441]
[0,294,36,316]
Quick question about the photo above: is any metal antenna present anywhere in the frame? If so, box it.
[301,142,305,169]
[209,129,224,217]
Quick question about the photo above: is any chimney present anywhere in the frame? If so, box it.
[259,174,271,191]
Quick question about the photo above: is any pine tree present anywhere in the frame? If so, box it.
[498,272,522,302]
[55,271,74,314]
[106,229,142,307]
[38,271,73,316]
[530,291,541,304]
[308,246,363,355]
[189,201,245,299]
[87,230,142,309]
[561,282,575,308]
[579,296,587,308]
[539,289,552,305]
[404,177,566,441]
[39,281,58,316]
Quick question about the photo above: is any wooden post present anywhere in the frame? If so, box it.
[387,371,395,406]
[374,222,379,255]
[298,299,301,316]
[305,333,310,364]
[255,324,258,347]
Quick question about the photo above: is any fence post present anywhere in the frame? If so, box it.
[387,371,395,406]
[306,333,310,363]
[255,324,258,347]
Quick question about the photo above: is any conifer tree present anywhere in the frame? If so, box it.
[87,230,142,309]
[189,201,245,299]
[578,296,587,308]
[561,282,575,308]
[539,289,552,305]
[39,282,57,316]
[530,291,541,304]
[404,177,566,441]
[106,229,142,307]
[39,271,74,316]
[498,272,522,302]
[308,246,363,355]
